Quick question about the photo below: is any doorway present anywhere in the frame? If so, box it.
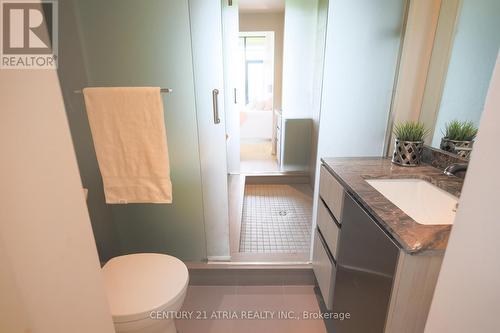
[238,32,279,173]
[223,0,328,263]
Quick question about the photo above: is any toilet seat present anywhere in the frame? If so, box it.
[102,253,189,323]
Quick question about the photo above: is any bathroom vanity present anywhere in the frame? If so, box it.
[313,157,463,333]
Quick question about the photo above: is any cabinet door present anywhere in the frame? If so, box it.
[332,192,399,333]
[312,229,336,310]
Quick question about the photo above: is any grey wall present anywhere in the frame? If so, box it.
[57,0,119,262]
[311,0,405,260]
[316,0,405,159]
[280,0,329,184]
[58,0,207,261]
[282,0,320,119]
[310,0,329,184]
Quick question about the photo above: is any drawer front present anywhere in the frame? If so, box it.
[317,199,340,259]
[319,165,345,222]
[313,229,335,310]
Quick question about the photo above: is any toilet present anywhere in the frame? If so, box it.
[102,253,189,333]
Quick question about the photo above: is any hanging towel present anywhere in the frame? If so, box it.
[83,87,172,204]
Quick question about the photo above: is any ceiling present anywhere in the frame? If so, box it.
[238,0,285,13]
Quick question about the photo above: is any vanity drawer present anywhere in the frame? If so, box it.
[313,229,335,310]
[319,165,345,222]
[317,199,340,259]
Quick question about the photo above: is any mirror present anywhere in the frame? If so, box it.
[419,0,500,159]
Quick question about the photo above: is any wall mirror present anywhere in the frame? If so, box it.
[419,0,500,159]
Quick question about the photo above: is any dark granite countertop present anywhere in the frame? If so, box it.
[321,157,464,255]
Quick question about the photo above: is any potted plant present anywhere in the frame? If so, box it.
[392,121,429,167]
[440,120,478,159]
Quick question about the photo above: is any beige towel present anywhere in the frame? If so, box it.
[83,87,172,204]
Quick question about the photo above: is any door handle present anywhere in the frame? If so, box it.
[212,89,220,124]
[234,88,237,104]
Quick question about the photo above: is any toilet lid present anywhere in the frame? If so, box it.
[102,253,189,323]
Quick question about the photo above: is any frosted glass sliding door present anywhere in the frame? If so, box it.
[189,0,230,260]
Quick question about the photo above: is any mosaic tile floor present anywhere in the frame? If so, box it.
[240,184,313,253]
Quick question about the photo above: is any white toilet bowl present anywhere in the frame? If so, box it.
[102,253,189,333]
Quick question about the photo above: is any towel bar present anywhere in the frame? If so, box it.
[73,88,173,94]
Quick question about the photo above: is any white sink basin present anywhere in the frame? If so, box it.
[366,179,458,225]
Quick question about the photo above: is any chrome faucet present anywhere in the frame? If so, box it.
[444,163,468,176]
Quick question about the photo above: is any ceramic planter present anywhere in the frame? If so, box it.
[391,139,423,167]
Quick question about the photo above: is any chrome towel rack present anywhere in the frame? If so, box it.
[73,88,173,94]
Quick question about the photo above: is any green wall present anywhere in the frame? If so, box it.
[58,0,207,261]
[57,0,119,262]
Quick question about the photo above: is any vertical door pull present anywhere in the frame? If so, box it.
[234,88,237,104]
[212,89,220,124]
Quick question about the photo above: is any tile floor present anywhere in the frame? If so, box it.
[240,184,313,253]
[176,285,327,333]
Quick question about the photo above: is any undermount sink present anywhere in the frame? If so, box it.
[366,178,458,225]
